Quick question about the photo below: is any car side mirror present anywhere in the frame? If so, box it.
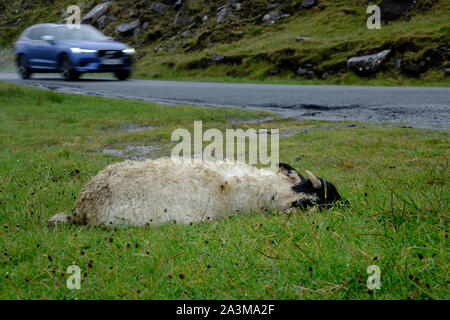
[41,35,55,43]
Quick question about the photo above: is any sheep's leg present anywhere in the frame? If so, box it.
[48,213,72,226]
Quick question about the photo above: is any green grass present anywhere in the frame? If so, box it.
[134,0,450,86]
[0,81,448,299]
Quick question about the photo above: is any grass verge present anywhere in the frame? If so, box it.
[0,81,448,299]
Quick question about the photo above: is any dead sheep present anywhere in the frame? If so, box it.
[49,158,344,227]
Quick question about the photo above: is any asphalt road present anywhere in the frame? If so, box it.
[0,72,449,129]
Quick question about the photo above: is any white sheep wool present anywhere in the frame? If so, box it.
[71,157,307,226]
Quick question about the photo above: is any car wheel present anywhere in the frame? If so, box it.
[60,55,79,81]
[114,70,130,81]
[17,56,31,80]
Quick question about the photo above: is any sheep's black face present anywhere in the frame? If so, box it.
[291,178,342,209]
[278,162,346,209]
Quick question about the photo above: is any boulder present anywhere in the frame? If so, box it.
[181,23,197,38]
[302,0,317,9]
[217,6,232,24]
[306,70,315,79]
[206,56,224,66]
[181,30,190,38]
[378,0,416,22]
[262,14,272,25]
[294,36,311,42]
[115,19,141,35]
[262,8,287,25]
[402,63,421,76]
[151,3,170,14]
[133,27,141,38]
[12,18,21,26]
[175,15,193,25]
[174,7,193,25]
[97,15,108,29]
[174,0,184,10]
[296,67,308,76]
[81,1,112,24]
[347,49,391,74]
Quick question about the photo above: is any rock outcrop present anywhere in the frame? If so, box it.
[150,3,170,14]
[378,0,416,22]
[302,0,317,9]
[347,50,391,74]
[115,19,141,35]
[81,1,111,24]
[217,6,232,24]
[262,8,287,25]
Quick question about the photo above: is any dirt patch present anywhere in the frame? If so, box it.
[118,122,157,133]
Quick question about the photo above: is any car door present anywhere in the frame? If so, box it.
[26,26,45,68]
[33,26,59,70]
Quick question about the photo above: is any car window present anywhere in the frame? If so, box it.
[54,25,108,41]
[44,27,58,38]
[27,26,53,40]
[21,28,31,39]
[39,26,50,39]
[27,27,42,40]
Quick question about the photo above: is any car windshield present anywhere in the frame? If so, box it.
[53,25,109,41]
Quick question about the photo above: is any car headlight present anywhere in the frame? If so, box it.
[70,48,98,53]
[122,48,135,55]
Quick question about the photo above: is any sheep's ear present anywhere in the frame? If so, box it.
[278,163,305,184]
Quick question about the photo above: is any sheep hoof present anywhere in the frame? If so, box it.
[48,213,72,226]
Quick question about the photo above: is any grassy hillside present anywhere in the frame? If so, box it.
[0,0,449,85]
[134,0,450,85]
[0,81,448,299]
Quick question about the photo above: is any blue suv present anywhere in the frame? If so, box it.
[14,24,135,80]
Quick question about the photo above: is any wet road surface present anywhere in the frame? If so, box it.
[0,72,448,129]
